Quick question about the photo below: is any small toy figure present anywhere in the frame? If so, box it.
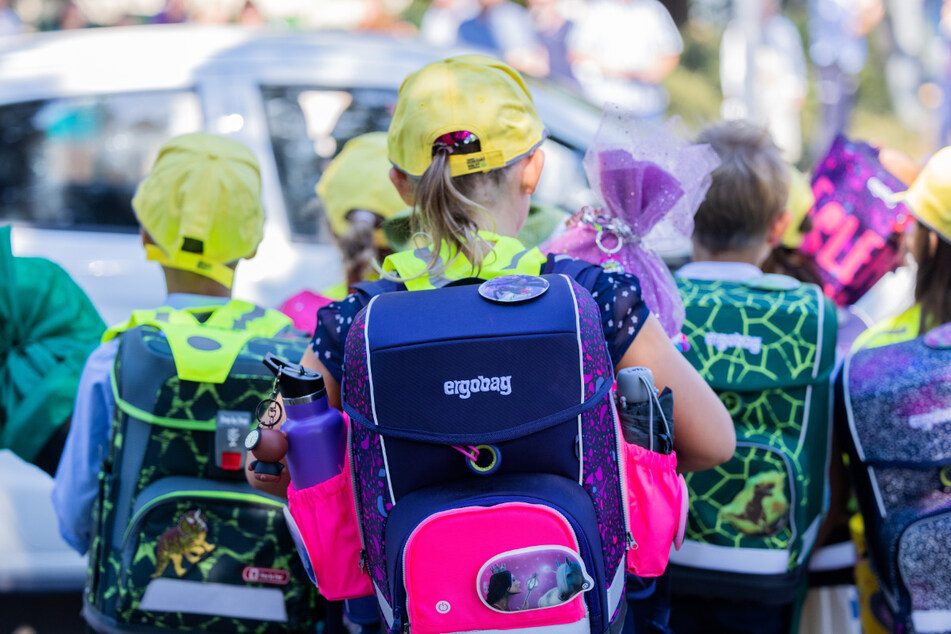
[245,426,288,482]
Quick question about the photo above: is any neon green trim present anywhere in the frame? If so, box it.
[469,444,499,473]
[382,231,546,291]
[109,367,216,431]
[104,300,291,383]
[123,490,282,545]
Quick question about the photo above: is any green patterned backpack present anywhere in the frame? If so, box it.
[84,301,320,633]
[670,275,837,605]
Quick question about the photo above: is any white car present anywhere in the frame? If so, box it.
[0,24,602,597]
[0,24,601,326]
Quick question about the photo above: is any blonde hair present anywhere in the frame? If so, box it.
[335,212,381,287]
[408,146,518,277]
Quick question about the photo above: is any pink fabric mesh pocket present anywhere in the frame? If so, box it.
[286,458,373,600]
[623,441,687,577]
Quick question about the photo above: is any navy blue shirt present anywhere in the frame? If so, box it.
[310,256,650,383]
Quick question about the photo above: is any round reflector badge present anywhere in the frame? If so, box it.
[479,275,549,304]
[925,323,951,349]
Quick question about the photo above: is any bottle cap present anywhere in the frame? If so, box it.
[263,352,326,403]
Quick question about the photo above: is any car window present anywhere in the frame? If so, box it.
[261,85,595,243]
[0,91,202,232]
[261,85,396,243]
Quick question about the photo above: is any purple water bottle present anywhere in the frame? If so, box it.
[263,353,346,488]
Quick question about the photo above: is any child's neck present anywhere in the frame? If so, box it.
[163,268,232,298]
[692,243,769,269]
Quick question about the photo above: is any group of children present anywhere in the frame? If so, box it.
[44,51,951,634]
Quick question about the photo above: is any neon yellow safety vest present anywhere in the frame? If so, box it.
[850,303,925,352]
[103,300,292,384]
[381,231,548,291]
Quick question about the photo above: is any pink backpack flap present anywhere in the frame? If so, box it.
[798,135,913,306]
[286,450,372,600]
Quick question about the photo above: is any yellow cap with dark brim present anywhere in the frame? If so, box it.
[387,55,547,178]
[890,146,951,243]
[132,132,264,288]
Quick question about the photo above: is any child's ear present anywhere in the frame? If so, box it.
[767,210,793,248]
[389,167,415,206]
[521,149,545,195]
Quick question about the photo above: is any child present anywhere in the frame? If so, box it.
[279,131,407,335]
[52,132,271,554]
[843,146,951,634]
[851,146,951,349]
[248,55,734,503]
[670,120,835,634]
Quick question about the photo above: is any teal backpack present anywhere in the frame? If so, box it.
[670,275,837,605]
[84,301,320,633]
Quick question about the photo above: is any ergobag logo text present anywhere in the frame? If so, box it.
[444,375,512,399]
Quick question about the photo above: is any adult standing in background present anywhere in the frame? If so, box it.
[419,0,477,47]
[808,0,884,160]
[527,0,579,89]
[568,0,683,122]
[456,0,550,77]
[720,0,809,163]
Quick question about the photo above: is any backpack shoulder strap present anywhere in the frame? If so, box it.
[544,255,602,294]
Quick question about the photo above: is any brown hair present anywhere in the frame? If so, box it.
[694,121,790,254]
[335,211,388,288]
[410,146,517,276]
[913,223,951,331]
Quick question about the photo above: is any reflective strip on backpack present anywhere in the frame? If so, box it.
[103,301,291,384]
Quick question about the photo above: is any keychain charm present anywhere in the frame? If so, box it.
[246,373,289,482]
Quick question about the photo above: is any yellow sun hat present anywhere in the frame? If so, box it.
[316,132,407,247]
[132,132,264,289]
[387,55,547,178]
[892,146,951,243]
[782,167,816,249]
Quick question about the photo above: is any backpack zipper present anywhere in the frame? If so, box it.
[610,392,636,550]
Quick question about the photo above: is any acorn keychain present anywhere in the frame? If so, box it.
[245,371,289,482]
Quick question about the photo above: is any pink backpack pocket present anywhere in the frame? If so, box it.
[286,454,372,600]
[401,502,592,634]
[623,440,688,577]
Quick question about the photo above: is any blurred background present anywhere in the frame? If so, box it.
[0,0,941,164]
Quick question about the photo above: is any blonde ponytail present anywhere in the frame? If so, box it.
[410,146,515,277]
[336,213,378,288]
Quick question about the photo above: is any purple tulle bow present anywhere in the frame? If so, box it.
[544,108,720,339]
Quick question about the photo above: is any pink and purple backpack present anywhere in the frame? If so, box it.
[342,273,629,633]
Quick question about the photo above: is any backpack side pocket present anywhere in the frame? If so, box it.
[623,441,686,577]
[286,459,372,600]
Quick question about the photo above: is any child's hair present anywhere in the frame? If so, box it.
[913,224,951,330]
[315,132,406,285]
[386,55,547,276]
[693,121,790,254]
[413,143,519,274]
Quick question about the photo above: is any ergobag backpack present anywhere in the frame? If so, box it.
[84,301,319,634]
[670,275,837,604]
[840,323,951,634]
[342,273,630,634]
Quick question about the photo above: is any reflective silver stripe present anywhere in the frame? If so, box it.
[669,540,791,574]
[808,540,857,572]
[606,560,626,621]
[139,578,287,621]
[913,610,951,633]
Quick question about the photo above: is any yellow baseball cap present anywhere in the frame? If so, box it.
[132,132,264,289]
[781,167,815,249]
[316,132,407,247]
[893,146,951,243]
[387,55,547,178]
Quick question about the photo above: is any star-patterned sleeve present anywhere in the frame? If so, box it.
[589,269,650,367]
[310,291,371,384]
